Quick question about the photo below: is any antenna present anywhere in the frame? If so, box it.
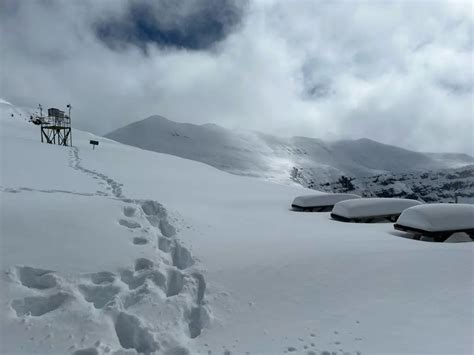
[38,104,43,118]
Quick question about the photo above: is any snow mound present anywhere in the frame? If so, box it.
[332,198,422,220]
[292,193,361,210]
[396,204,474,232]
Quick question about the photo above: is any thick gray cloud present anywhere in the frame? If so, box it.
[94,0,247,53]
[0,0,472,154]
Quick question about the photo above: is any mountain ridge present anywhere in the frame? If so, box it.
[106,114,473,184]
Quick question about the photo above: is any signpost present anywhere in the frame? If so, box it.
[90,140,99,150]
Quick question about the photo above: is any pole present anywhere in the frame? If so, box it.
[68,104,72,146]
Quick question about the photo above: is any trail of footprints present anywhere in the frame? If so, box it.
[0,186,108,197]
[69,147,124,198]
[8,199,209,354]
[7,147,209,353]
[5,144,364,355]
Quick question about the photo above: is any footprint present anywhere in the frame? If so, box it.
[11,292,70,317]
[133,237,148,245]
[1,187,20,193]
[135,258,154,271]
[121,268,166,291]
[90,271,116,285]
[123,206,137,218]
[15,266,58,289]
[78,284,121,309]
[114,312,159,353]
[73,348,99,355]
[187,305,210,339]
[140,200,176,237]
[118,219,141,229]
[166,269,184,297]
[123,285,150,309]
[164,346,191,355]
[192,273,206,305]
[140,200,167,217]
[158,219,176,238]
[172,243,194,270]
[158,236,172,253]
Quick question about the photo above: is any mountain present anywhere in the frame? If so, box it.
[106,115,474,200]
[2,101,473,354]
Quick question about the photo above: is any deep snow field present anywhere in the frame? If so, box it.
[1,111,473,355]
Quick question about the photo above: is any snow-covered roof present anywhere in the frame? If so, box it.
[292,193,361,208]
[396,203,474,232]
[332,198,422,219]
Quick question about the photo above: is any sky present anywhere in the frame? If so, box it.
[0,0,473,154]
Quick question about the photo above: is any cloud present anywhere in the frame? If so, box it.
[94,0,248,53]
[0,0,472,154]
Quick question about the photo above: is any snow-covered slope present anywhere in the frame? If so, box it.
[0,99,39,123]
[1,109,473,354]
[106,115,473,186]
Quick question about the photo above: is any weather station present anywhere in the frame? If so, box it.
[38,104,73,146]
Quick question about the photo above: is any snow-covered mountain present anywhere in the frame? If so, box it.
[2,102,473,354]
[106,115,474,202]
[106,115,473,182]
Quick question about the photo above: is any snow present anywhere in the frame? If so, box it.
[292,193,361,208]
[0,99,37,124]
[105,116,474,186]
[1,107,474,355]
[444,232,473,243]
[332,198,422,219]
[396,204,474,232]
